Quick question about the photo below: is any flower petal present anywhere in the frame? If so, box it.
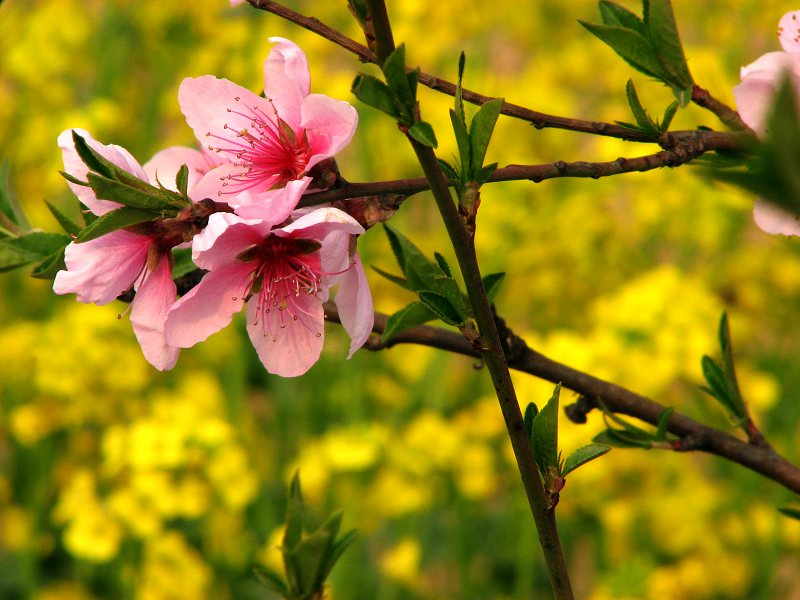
[301,94,359,171]
[130,257,180,370]
[245,291,324,377]
[179,76,275,158]
[144,146,222,193]
[231,176,311,223]
[753,200,800,236]
[58,129,147,216]
[779,11,800,54]
[165,262,253,347]
[264,37,311,129]
[53,230,151,304]
[191,211,266,269]
[332,252,374,358]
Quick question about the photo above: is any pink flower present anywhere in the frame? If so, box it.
[164,179,373,377]
[178,37,358,204]
[53,129,215,371]
[734,11,800,236]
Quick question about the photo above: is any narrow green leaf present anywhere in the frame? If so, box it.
[455,51,466,126]
[531,384,561,474]
[86,173,179,212]
[579,21,668,81]
[646,0,693,89]
[625,79,656,131]
[382,44,416,122]
[30,247,67,280]
[253,566,291,596]
[76,207,156,243]
[406,67,420,101]
[593,428,653,449]
[476,162,498,186]
[482,271,505,303]
[382,301,437,342]
[371,265,411,290]
[449,108,471,180]
[523,402,538,441]
[383,224,445,291]
[351,74,399,118]
[0,161,29,231]
[408,121,438,148]
[418,290,465,326]
[290,530,333,593]
[437,158,461,183]
[562,443,611,476]
[778,506,800,521]
[324,529,357,578]
[654,406,674,441]
[660,100,679,132]
[45,200,83,236]
[469,98,503,176]
[433,252,452,277]
[175,164,190,197]
[599,0,647,36]
[718,313,747,418]
[72,131,114,178]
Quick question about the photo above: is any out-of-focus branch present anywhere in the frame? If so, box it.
[299,130,746,208]
[323,302,800,496]
[246,0,751,145]
[692,84,754,133]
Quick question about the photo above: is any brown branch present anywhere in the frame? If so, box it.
[246,0,741,144]
[299,129,747,208]
[691,84,755,134]
[324,302,800,495]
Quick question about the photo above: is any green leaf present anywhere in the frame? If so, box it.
[531,384,561,474]
[646,0,693,89]
[0,161,29,234]
[253,566,291,596]
[0,232,71,273]
[45,200,83,236]
[408,121,438,148]
[599,0,647,36]
[86,173,179,212]
[287,529,332,594]
[593,428,654,449]
[654,406,674,441]
[476,162,498,186]
[418,290,465,326]
[778,506,800,521]
[437,158,460,183]
[579,21,667,81]
[717,312,747,418]
[382,45,416,123]
[30,246,67,280]
[371,264,411,290]
[351,74,399,118]
[562,443,611,476]
[469,98,503,176]
[660,100,679,132]
[455,52,466,126]
[482,271,505,303]
[433,252,452,277]
[625,79,657,133]
[383,223,446,291]
[325,529,357,577]
[171,248,197,280]
[523,402,538,441]
[449,108,471,180]
[175,164,190,197]
[382,301,437,342]
[72,131,115,179]
[284,473,305,550]
[76,206,157,243]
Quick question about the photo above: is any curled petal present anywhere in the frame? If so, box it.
[301,94,359,171]
[264,37,311,129]
[332,253,374,358]
[753,200,800,236]
[246,291,324,377]
[165,263,253,347]
[130,257,180,370]
[191,211,266,269]
[231,176,311,223]
[58,128,147,216]
[53,230,151,305]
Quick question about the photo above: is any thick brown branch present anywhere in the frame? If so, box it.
[324,302,800,495]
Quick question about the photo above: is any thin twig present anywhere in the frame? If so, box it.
[324,302,800,496]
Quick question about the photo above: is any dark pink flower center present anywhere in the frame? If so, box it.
[205,97,312,195]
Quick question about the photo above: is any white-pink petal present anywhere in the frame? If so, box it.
[53,230,151,305]
[264,37,311,130]
[332,253,374,358]
[165,263,253,347]
[130,257,180,370]
[58,129,147,216]
[191,211,265,269]
[779,11,800,54]
[753,200,800,236]
[231,176,311,223]
[144,146,222,193]
[245,291,324,377]
[301,94,359,171]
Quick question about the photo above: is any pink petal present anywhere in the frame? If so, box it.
[144,146,222,193]
[734,52,800,134]
[332,253,374,357]
[301,94,359,171]
[245,291,324,377]
[53,230,151,304]
[191,212,266,270]
[753,200,800,236]
[779,11,800,54]
[165,263,253,347]
[58,129,147,216]
[264,37,311,130]
[130,257,180,370]
[231,176,311,223]
[179,76,275,157]
[188,163,247,203]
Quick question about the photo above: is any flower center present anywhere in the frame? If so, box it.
[205,97,312,196]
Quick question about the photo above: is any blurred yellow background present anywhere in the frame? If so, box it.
[2,1,800,598]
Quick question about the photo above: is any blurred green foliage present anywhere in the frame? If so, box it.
[2,0,800,598]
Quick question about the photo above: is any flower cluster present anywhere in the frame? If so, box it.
[734,10,800,236]
[54,38,373,376]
